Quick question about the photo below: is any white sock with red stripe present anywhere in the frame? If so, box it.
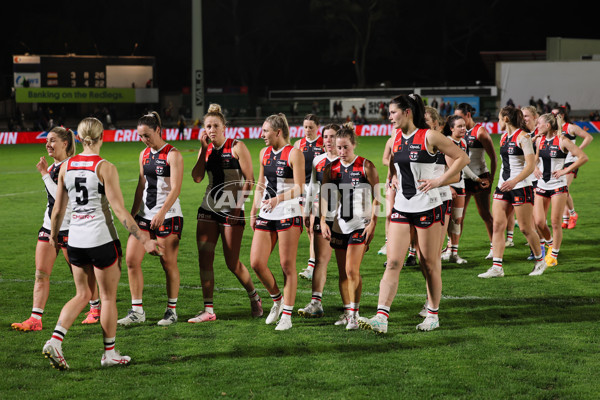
[31,308,44,320]
[132,299,143,314]
[306,258,315,272]
[343,304,351,316]
[167,298,177,312]
[427,306,439,319]
[204,298,214,314]
[311,292,323,303]
[349,302,360,317]
[50,325,67,347]
[376,304,390,320]
[507,231,514,241]
[103,336,116,357]
[247,289,260,302]
[281,305,293,320]
[493,258,503,269]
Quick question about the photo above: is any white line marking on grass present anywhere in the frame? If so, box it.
[0,190,40,197]
[0,179,136,197]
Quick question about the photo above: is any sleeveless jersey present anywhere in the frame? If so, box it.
[464,123,489,176]
[306,153,339,220]
[537,135,568,190]
[433,152,452,202]
[561,123,578,164]
[528,128,541,182]
[450,138,468,190]
[392,129,441,213]
[498,129,531,189]
[328,156,371,234]
[259,145,301,220]
[200,138,244,213]
[42,160,70,231]
[64,154,118,248]
[298,136,324,185]
[138,143,183,220]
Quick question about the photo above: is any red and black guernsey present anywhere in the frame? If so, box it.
[562,123,575,140]
[142,144,173,210]
[205,138,241,201]
[453,138,468,181]
[465,123,483,149]
[315,155,337,214]
[329,156,368,222]
[392,129,436,200]
[45,162,62,220]
[298,136,324,184]
[499,130,524,181]
[538,135,568,183]
[262,145,294,199]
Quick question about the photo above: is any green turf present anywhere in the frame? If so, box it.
[1,134,599,399]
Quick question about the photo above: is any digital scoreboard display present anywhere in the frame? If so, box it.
[13,55,155,88]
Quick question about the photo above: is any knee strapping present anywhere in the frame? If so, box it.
[35,270,50,281]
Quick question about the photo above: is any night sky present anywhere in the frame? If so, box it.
[2,0,598,97]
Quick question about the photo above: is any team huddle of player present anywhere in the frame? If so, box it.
[11,93,590,369]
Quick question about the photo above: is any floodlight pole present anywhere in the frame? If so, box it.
[191,0,204,120]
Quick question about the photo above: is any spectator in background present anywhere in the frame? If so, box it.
[445,102,452,116]
[351,105,358,123]
[440,101,446,117]
[177,115,186,141]
[312,101,320,115]
[507,98,515,107]
[431,98,438,110]
[543,95,550,106]
[529,96,536,107]
[359,104,366,123]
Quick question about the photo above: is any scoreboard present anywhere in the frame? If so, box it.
[13,55,155,88]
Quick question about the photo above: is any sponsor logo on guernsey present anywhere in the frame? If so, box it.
[72,214,96,220]
[155,159,167,166]
[71,161,94,167]
[409,144,421,150]
[276,160,287,167]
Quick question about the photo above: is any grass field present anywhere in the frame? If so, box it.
[1,134,599,399]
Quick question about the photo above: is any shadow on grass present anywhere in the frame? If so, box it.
[440,295,598,330]
[141,333,470,365]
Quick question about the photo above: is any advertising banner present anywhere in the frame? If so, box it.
[2,122,597,146]
[15,88,137,103]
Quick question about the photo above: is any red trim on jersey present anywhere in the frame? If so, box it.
[205,138,235,162]
[262,145,293,164]
[67,154,103,172]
